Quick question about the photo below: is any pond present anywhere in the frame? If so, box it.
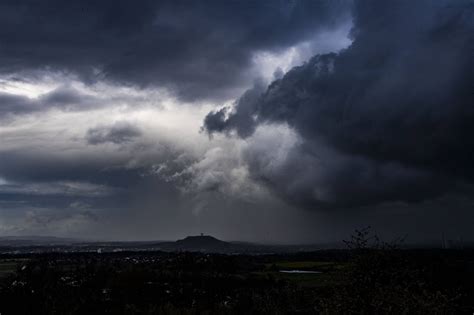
[279,270,322,274]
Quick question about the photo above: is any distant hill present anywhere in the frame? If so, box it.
[174,235,229,251]
[0,235,81,246]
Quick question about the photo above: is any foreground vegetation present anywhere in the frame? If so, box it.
[0,231,473,314]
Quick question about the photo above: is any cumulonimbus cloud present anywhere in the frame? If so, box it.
[0,0,351,102]
[204,0,474,209]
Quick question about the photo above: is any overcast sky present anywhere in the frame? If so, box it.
[0,0,472,243]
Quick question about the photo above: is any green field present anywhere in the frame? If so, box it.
[0,260,24,278]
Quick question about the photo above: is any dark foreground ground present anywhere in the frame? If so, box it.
[0,244,473,314]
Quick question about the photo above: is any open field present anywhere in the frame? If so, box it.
[0,261,17,278]
[0,249,473,314]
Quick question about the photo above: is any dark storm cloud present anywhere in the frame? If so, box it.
[0,0,351,101]
[40,86,92,108]
[0,93,37,116]
[203,81,266,138]
[0,86,101,118]
[204,0,474,209]
[86,122,142,145]
[0,146,146,185]
[0,147,151,226]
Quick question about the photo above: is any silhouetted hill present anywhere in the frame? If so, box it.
[174,235,229,251]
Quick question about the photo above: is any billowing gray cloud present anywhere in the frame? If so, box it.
[0,85,101,119]
[0,0,351,101]
[203,81,266,138]
[204,0,474,209]
[86,121,142,145]
[0,93,36,116]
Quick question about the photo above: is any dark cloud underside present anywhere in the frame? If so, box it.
[204,0,474,209]
[0,86,99,118]
[0,0,351,101]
